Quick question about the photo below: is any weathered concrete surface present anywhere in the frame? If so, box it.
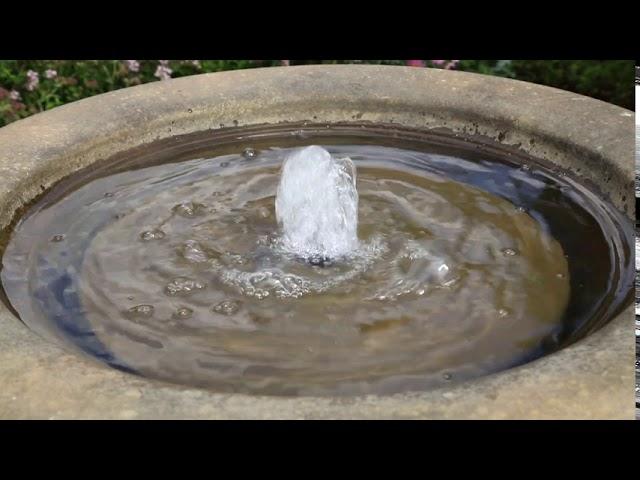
[0,65,634,419]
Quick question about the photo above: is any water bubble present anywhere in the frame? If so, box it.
[443,373,452,381]
[498,308,510,318]
[104,192,114,197]
[293,130,310,139]
[128,304,154,317]
[172,201,205,218]
[180,240,208,263]
[173,307,193,320]
[258,207,271,218]
[242,148,257,159]
[51,234,65,242]
[520,164,531,171]
[437,263,449,274]
[164,277,206,296]
[308,256,332,267]
[416,288,426,296]
[220,162,229,168]
[213,299,241,316]
[516,206,527,213]
[221,252,246,266]
[441,277,460,288]
[556,273,565,279]
[140,229,166,241]
[501,248,518,257]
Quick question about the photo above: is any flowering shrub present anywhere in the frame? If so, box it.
[0,60,632,127]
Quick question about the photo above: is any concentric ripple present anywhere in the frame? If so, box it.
[1,126,633,396]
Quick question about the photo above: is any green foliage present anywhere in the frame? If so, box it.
[457,60,517,78]
[0,60,633,127]
[508,60,633,110]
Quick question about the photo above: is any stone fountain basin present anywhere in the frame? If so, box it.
[0,65,633,419]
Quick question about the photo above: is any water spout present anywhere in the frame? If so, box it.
[275,146,359,260]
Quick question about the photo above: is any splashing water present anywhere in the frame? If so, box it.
[275,146,359,260]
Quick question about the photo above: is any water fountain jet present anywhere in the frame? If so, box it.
[275,145,359,261]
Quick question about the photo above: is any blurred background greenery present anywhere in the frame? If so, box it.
[0,60,633,127]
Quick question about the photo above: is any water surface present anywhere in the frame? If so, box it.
[2,125,632,396]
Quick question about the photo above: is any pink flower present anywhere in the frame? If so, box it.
[444,60,460,70]
[406,60,426,67]
[9,89,21,101]
[159,60,170,67]
[154,63,173,81]
[430,60,447,66]
[25,70,39,91]
[44,69,57,79]
[125,60,140,72]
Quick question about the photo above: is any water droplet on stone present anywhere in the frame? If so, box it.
[501,248,518,256]
[520,164,531,171]
[140,229,166,241]
[164,277,206,296]
[516,206,527,213]
[498,308,510,318]
[51,234,65,242]
[212,299,241,316]
[128,304,154,317]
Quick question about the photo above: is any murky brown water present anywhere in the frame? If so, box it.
[1,125,633,396]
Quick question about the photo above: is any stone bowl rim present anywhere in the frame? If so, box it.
[0,65,633,419]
